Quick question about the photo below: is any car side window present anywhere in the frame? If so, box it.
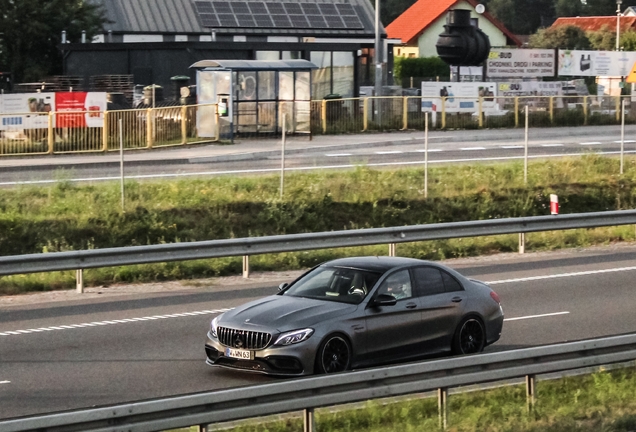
[376,270,413,300]
[441,270,464,292]
[412,266,445,296]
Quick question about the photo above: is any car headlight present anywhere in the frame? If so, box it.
[274,328,314,346]
[210,316,220,338]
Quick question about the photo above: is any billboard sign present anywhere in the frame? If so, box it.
[558,50,636,76]
[55,92,107,128]
[0,93,54,130]
[421,82,498,113]
[487,49,555,78]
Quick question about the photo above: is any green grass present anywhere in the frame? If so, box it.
[2,154,636,294]
[163,366,636,432]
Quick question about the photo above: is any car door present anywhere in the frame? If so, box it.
[362,269,423,362]
[411,266,466,352]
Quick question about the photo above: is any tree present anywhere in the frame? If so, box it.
[555,0,584,17]
[486,0,555,35]
[380,0,418,26]
[0,0,107,83]
[394,56,450,86]
[529,25,591,49]
[620,30,636,50]
[587,25,615,50]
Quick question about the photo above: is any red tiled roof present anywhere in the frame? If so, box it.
[551,16,636,32]
[386,0,521,46]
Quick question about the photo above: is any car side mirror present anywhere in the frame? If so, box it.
[278,282,289,292]
[371,293,397,307]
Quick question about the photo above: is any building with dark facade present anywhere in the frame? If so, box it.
[62,0,393,100]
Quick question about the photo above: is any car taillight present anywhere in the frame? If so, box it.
[490,291,501,304]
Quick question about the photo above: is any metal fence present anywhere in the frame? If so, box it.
[1,331,635,432]
[2,95,634,156]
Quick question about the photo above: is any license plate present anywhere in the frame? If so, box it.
[225,347,254,360]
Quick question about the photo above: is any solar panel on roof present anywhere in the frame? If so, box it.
[193,1,365,30]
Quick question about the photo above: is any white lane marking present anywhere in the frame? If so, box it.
[0,381,10,384]
[486,265,636,285]
[460,147,486,151]
[0,308,233,337]
[415,149,444,152]
[614,140,636,143]
[541,143,564,147]
[504,311,570,322]
[501,145,524,149]
[326,153,353,157]
[580,142,602,145]
[375,151,403,154]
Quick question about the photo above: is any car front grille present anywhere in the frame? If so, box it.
[218,327,272,350]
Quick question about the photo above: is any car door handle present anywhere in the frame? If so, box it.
[405,302,417,309]
[451,296,463,303]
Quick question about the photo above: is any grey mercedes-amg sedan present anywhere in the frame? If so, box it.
[205,256,503,376]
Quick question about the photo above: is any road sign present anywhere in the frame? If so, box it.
[626,61,636,83]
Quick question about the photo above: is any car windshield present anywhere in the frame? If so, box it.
[282,266,382,304]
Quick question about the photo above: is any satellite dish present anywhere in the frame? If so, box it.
[475,4,486,14]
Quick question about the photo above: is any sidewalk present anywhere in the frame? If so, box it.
[1,124,635,170]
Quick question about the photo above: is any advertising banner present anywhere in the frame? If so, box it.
[55,92,107,128]
[487,49,555,78]
[558,50,636,76]
[421,82,498,113]
[0,93,54,130]
[497,81,562,97]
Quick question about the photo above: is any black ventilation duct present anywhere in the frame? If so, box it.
[436,9,491,66]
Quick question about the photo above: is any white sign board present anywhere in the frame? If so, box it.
[420,82,499,119]
[0,93,55,131]
[487,49,555,78]
[496,81,562,97]
[558,50,636,76]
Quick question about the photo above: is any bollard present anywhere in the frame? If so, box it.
[550,194,559,215]
[76,269,84,293]
[243,255,250,279]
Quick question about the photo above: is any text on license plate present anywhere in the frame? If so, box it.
[225,347,254,360]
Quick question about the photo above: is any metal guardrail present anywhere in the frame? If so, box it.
[0,209,635,277]
[1,333,636,432]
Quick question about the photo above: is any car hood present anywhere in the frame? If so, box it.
[219,295,357,332]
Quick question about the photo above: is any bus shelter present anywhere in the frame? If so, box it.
[191,59,317,139]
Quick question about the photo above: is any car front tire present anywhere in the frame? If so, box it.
[315,334,351,374]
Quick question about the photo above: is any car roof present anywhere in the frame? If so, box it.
[322,256,429,273]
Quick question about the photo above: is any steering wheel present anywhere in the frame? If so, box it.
[348,287,366,296]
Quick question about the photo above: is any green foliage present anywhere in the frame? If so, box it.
[0,0,107,82]
[588,25,616,51]
[529,25,591,49]
[620,30,636,51]
[394,57,450,87]
[487,0,555,35]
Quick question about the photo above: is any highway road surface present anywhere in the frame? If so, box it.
[2,244,636,419]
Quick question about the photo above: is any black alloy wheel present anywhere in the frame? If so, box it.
[317,335,351,374]
[453,317,485,355]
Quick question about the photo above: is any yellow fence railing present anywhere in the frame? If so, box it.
[1,95,633,156]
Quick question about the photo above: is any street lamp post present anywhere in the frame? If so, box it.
[617,0,622,51]
[374,0,382,97]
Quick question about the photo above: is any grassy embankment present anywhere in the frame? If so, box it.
[168,366,636,432]
[1,154,636,295]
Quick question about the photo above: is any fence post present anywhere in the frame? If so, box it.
[549,96,554,124]
[215,104,220,141]
[583,96,588,125]
[438,387,448,430]
[389,243,396,257]
[146,108,154,148]
[47,112,54,154]
[514,97,519,127]
[303,408,315,432]
[181,105,188,145]
[616,96,621,122]
[478,96,483,128]
[402,96,408,130]
[363,98,369,131]
[102,111,109,152]
[76,269,84,294]
[321,100,327,134]
[526,374,536,412]
[519,233,525,254]
[243,255,250,279]
[441,96,446,129]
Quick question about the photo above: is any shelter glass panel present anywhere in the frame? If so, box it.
[333,51,354,98]
[295,71,311,101]
[279,71,294,100]
[258,71,276,100]
[238,71,257,101]
[311,51,331,99]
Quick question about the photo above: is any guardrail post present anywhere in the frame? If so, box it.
[514,97,519,127]
[47,112,54,154]
[549,96,554,124]
[526,374,536,411]
[146,108,154,149]
[243,255,250,279]
[76,269,84,294]
[321,100,327,134]
[389,243,396,257]
[304,408,315,432]
[181,105,188,145]
[583,96,588,125]
[363,98,369,131]
[441,97,446,129]
[102,111,109,152]
[519,233,525,254]
[438,387,448,430]
[197,424,208,432]
[478,96,483,128]
[402,96,408,130]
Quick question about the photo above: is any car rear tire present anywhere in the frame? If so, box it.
[316,335,351,374]
[452,317,486,355]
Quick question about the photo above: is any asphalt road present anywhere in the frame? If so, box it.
[2,244,636,420]
[2,126,636,185]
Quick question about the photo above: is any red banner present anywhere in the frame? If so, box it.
[55,92,107,128]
